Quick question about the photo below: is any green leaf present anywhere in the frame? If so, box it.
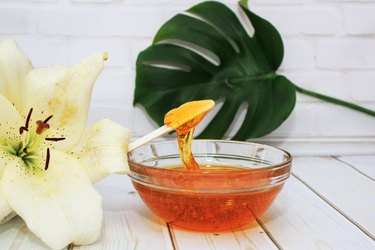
[134,1,296,140]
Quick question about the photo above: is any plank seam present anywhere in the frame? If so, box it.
[167,223,178,250]
[255,218,283,250]
[332,156,375,181]
[291,172,375,241]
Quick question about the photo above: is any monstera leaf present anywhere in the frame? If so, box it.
[134,0,295,140]
[134,0,375,140]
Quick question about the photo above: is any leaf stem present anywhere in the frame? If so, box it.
[294,84,375,117]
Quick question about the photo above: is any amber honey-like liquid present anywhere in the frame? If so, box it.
[131,164,284,232]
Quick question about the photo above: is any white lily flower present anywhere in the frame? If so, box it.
[0,39,131,250]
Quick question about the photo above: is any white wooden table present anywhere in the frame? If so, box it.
[1,155,374,249]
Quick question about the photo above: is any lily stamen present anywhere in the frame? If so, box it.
[19,108,33,135]
[45,148,50,170]
[45,137,66,142]
[36,115,54,134]
[36,120,51,134]
[43,115,53,124]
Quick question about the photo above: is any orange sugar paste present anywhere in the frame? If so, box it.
[164,100,215,170]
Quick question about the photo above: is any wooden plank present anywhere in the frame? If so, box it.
[253,138,375,156]
[170,222,278,250]
[0,216,66,250]
[0,175,174,250]
[259,176,375,249]
[140,137,375,157]
[95,174,173,245]
[82,175,174,250]
[292,156,375,238]
[0,211,171,250]
[73,211,172,250]
[337,155,375,180]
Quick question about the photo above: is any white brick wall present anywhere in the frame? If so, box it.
[0,0,374,142]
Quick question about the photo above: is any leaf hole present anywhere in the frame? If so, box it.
[194,100,224,136]
[142,60,191,72]
[224,101,248,138]
[236,5,255,38]
[196,100,248,139]
[157,39,221,67]
[182,11,240,54]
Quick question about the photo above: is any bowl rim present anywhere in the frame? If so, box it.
[128,139,293,173]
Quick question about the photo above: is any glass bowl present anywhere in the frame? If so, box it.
[128,140,292,232]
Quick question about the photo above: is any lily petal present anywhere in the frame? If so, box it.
[0,85,25,224]
[0,94,23,147]
[0,39,33,113]
[2,150,103,250]
[0,150,16,224]
[70,119,131,183]
[23,52,107,152]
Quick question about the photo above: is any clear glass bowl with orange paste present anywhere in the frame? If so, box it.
[128,140,292,232]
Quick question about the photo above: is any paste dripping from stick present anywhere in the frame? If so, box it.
[164,100,215,170]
